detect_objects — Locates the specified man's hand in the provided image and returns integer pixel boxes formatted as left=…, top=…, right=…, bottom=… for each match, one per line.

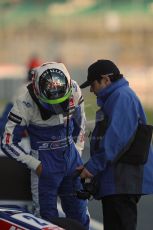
left=36, top=163, right=42, bottom=176
left=76, top=165, right=93, bottom=179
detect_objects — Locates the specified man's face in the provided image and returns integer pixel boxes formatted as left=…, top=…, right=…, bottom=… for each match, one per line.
left=90, top=76, right=111, bottom=95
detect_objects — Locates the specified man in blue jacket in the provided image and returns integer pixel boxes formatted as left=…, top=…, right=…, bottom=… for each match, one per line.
left=78, top=59, right=153, bottom=230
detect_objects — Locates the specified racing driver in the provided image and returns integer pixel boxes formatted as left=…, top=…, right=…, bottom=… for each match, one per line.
left=1, top=62, right=90, bottom=229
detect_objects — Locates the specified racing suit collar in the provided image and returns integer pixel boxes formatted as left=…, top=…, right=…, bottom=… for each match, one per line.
left=96, top=77, right=129, bottom=107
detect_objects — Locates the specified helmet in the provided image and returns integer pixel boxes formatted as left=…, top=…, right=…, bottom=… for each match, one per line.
left=32, top=62, right=72, bottom=108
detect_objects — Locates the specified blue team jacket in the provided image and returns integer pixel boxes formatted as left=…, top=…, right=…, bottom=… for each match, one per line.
left=85, top=77, right=153, bottom=199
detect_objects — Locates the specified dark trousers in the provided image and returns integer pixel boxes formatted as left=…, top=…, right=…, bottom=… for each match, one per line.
left=101, top=194, right=141, bottom=230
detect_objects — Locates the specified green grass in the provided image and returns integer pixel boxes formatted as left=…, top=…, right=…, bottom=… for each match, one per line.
left=83, top=93, right=98, bottom=121
left=145, top=109, right=153, bottom=125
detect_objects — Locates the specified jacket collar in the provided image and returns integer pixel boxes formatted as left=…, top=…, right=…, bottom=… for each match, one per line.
left=97, top=77, right=129, bottom=107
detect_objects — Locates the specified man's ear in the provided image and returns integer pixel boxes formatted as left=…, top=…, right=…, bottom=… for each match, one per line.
left=103, top=76, right=111, bottom=85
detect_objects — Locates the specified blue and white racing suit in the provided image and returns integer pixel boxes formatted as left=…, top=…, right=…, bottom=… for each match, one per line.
left=1, top=80, right=90, bottom=229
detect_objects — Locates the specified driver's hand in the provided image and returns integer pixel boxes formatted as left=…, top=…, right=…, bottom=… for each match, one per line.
left=76, top=165, right=93, bottom=179
left=36, top=163, right=42, bottom=176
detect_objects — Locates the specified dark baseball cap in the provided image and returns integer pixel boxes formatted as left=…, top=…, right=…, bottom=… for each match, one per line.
left=80, top=59, right=120, bottom=89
